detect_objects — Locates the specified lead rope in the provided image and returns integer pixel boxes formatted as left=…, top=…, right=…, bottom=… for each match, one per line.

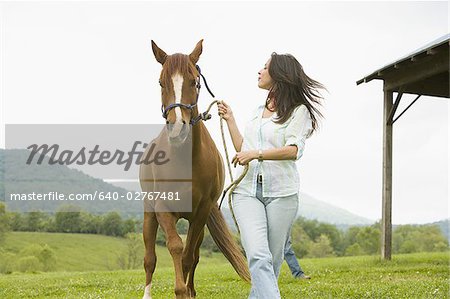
left=221, top=163, right=248, bottom=234
left=196, top=67, right=248, bottom=234
left=197, top=99, right=248, bottom=233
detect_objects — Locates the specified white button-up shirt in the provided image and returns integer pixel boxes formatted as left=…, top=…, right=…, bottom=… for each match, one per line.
left=233, top=104, right=313, bottom=197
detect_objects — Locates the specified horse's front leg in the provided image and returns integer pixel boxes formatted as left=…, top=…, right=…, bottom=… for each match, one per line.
left=157, top=212, right=189, bottom=299
left=142, top=212, right=158, bottom=299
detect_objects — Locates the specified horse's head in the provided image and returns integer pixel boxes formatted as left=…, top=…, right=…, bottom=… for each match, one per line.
left=151, top=40, right=203, bottom=145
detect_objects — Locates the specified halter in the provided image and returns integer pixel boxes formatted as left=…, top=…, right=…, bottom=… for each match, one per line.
left=161, top=65, right=215, bottom=126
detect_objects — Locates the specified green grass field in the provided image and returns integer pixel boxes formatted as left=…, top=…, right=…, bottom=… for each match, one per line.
left=0, top=232, right=449, bottom=298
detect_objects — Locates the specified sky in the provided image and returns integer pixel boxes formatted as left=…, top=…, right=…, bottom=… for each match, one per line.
left=0, top=1, right=448, bottom=224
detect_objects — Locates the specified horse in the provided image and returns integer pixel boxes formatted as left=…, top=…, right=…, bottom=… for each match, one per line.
left=139, top=40, right=250, bottom=299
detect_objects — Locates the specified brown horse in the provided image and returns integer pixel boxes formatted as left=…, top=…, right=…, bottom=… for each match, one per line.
left=140, top=40, right=250, bottom=299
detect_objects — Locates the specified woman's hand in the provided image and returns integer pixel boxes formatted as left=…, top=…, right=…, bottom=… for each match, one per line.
left=217, top=101, right=234, bottom=121
left=232, top=150, right=258, bottom=167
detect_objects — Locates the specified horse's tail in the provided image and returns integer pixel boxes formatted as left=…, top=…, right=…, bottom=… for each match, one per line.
left=206, top=205, right=251, bottom=282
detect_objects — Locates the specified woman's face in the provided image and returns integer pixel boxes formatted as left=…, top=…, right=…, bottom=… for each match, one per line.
left=258, top=58, right=273, bottom=90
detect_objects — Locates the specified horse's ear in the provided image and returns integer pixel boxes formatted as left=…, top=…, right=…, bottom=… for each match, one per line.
left=151, top=40, right=168, bottom=65
left=189, top=39, right=203, bottom=64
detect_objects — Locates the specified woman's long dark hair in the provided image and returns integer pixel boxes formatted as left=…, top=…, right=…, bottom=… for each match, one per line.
left=266, top=52, right=325, bottom=135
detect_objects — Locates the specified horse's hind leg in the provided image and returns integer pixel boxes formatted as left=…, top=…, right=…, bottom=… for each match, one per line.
left=143, top=212, right=158, bottom=299
left=157, top=212, right=188, bottom=299
left=185, top=228, right=204, bottom=298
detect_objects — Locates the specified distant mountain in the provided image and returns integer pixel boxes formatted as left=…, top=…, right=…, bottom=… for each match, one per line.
left=0, top=149, right=140, bottom=217
left=298, top=192, right=374, bottom=225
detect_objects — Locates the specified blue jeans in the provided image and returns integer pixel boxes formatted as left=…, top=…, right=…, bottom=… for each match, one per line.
left=284, top=236, right=305, bottom=277
left=232, top=182, right=298, bottom=299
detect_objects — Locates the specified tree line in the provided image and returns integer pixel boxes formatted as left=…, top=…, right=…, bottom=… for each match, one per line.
left=201, top=217, right=449, bottom=258
left=2, top=204, right=139, bottom=237
left=289, top=218, right=449, bottom=258
left=1, top=203, right=448, bottom=261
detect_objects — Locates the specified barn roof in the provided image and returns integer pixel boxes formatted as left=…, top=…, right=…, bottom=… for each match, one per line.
left=357, top=34, right=449, bottom=98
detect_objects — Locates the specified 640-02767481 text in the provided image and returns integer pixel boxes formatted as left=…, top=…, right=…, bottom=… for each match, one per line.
left=8, top=191, right=181, bottom=201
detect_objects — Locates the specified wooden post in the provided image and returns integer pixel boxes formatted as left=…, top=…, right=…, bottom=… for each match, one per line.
left=382, top=88, right=393, bottom=260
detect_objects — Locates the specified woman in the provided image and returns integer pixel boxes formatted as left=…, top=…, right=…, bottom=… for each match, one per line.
left=218, top=52, right=324, bottom=298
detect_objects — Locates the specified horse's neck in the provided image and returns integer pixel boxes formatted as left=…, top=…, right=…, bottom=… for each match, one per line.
left=192, top=121, right=213, bottom=157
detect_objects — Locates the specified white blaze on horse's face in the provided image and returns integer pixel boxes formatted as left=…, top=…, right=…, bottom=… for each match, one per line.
left=172, top=73, right=184, bottom=122
left=169, top=72, right=185, bottom=138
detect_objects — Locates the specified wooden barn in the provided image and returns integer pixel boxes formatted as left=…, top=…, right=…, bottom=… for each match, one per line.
left=357, top=34, right=449, bottom=260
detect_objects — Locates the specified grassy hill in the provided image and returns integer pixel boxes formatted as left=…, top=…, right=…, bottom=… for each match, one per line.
left=0, top=250, right=448, bottom=298
left=2, top=232, right=130, bottom=272
left=0, top=232, right=225, bottom=272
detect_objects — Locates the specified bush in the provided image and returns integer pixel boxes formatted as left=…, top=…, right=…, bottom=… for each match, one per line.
left=355, top=226, right=380, bottom=255
left=55, top=205, right=82, bottom=233
left=101, top=212, right=124, bottom=237
left=7, top=212, right=26, bottom=231
left=434, top=241, right=448, bottom=252
left=290, top=224, right=313, bottom=258
left=340, top=224, right=381, bottom=256
left=20, top=243, right=44, bottom=257
left=79, top=212, right=102, bottom=234
left=0, top=251, right=16, bottom=274
left=25, top=211, right=49, bottom=232
left=393, top=225, right=449, bottom=254
left=19, top=243, right=56, bottom=272
left=0, top=202, right=9, bottom=244
left=123, top=219, right=137, bottom=235
left=307, top=234, right=335, bottom=258
left=344, top=243, right=363, bottom=256
left=117, top=233, right=142, bottom=270
left=17, top=256, right=41, bottom=272
left=39, top=244, right=56, bottom=271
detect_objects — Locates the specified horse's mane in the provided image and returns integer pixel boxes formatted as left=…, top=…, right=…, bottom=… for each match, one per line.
left=160, top=54, right=198, bottom=86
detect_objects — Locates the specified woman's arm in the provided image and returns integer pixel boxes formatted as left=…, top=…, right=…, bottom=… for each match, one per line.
left=232, top=146, right=297, bottom=167
left=217, top=101, right=244, bottom=152
left=260, top=146, right=298, bottom=160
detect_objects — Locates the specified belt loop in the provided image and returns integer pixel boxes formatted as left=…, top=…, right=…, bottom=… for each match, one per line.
left=257, top=174, right=263, bottom=184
